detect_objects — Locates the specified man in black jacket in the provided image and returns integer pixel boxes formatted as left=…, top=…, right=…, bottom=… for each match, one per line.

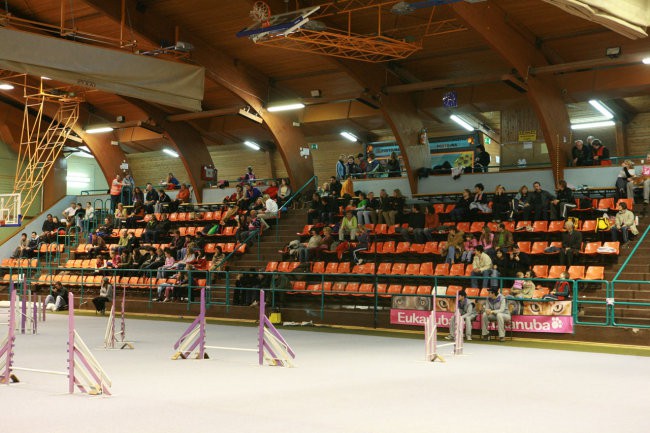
left=400, top=205, right=426, bottom=243
left=551, top=180, right=576, bottom=220
left=559, top=220, right=582, bottom=266
left=530, top=181, right=555, bottom=221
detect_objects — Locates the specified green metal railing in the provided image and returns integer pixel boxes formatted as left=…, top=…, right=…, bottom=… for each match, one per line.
left=272, top=175, right=318, bottom=241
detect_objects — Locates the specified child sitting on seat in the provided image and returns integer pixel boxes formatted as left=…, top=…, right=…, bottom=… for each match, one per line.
left=460, top=233, right=477, bottom=264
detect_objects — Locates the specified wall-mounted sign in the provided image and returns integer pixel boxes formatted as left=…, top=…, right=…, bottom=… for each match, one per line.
left=518, top=130, right=537, bottom=142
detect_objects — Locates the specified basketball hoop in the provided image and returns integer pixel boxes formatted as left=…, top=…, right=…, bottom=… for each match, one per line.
left=250, top=1, right=272, bottom=28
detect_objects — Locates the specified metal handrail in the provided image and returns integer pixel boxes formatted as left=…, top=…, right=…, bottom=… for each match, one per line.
left=612, top=222, right=650, bottom=282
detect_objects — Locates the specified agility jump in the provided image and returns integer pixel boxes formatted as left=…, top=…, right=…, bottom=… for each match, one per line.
left=0, top=280, right=42, bottom=334
left=172, top=288, right=296, bottom=367
left=425, top=290, right=463, bottom=363
left=0, top=283, right=112, bottom=395
left=104, top=285, right=134, bottom=350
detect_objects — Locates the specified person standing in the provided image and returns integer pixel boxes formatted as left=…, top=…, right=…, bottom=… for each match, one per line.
left=446, top=290, right=476, bottom=341
left=109, top=174, right=124, bottom=212
left=571, top=139, right=593, bottom=166
left=627, top=153, right=650, bottom=205
left=481, top=288, right=511, bottom=342
left=591, top=139, right=610, bottom=166
left=336, top=154, right=346, bottom=180
left=473, top=144, right=490, bottom=173
left=386, top=152, right=401, bottom=177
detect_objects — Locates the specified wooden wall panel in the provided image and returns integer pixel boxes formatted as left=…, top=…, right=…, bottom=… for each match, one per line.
left=126, top=152, right=188, bottom=187
left=626, top=113, right=650, bottom=158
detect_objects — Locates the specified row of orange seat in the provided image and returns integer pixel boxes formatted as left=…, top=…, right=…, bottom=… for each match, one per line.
left=0, top=258, right=39, bottom=268
left=265, top=261, right=605, bottom=280
left=299, top=219, right=619, bottom=238
left=30, top=273, right=209, bottom=289
left=287, top=281, right=554, bottom=298
left=427, top=197, right=631, bottom=215
left=72, top=241, right=245, bottom=256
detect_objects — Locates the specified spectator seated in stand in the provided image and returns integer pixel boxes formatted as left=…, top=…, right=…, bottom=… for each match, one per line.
left=441, top=227, right=464, bottom=264
left=164, top=172, right=180, bottom=189
left=143, top=183, right=158, bottom=214
left=155, top=189, right=172, bottom=213
left=11, top=233, right=28, bottom=259
left=611, top=201, right=637, bottom=244
left=544, top=271, right=572, bottom=300
left=627, top=153, right=650, bottom=206
left=491, top=185, right=511, bottom=222
left=513, top=185, right=532, bottom=221
left=24, top=232, right=41, bottom=258
left=470, top=245, right=493, bottom=288
left=529, top=181, right=554, bottom=221
left=171, top=183, right=191, bottom=212
left=339, top=210, right=358, bottom=241
left=264, top=180, right=279, bottom=200
left=469, top=183, right=491, bottom=219
left=460, top=233, right=477, bottom=264
left=449, top=189, right=471, bottom=222
left=399, top=204, right=426, bottom=244
left=616, top=160, right=635, bottom=200
left=559, top=220, right=582, bottom=267
left=551, top=180, right=576, bottom=220
left=277, top=178, right=292, bottom=205
left=298, top=228, right=322, bottom=262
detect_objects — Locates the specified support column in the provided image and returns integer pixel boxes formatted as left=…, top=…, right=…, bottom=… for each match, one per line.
left=452, top=1, right=572, bottom=182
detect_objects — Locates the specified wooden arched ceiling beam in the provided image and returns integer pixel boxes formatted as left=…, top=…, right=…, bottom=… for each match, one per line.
left=451, top=1, right=572, bottom=182
left=125, top=98, right=212, bottom=202
left=337, top=61, right=422, bottom=194
left=81, top=0, right=315, bottom=189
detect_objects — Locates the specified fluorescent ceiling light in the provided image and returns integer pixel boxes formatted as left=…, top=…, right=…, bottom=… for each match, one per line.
left=267, top=102, right=305, bottom=112
left=588, top=100, right=614, bottom=119
left=0, top=83, right=14, bottom=90
left=73, top=146, right=95, bottom=158
left=643, top=57, right=650, bottom=65
left=85, top=126, right=114, bottom=134
left=340, top=131, right=358, bottom=142
left=570, top=120, right=615, bottom=130
left=450, top=114, right=474, bottom=131
left=41, top=76, right=52, bottom=80
left=244, top=140, right=261, bottom=151
left=163, top=148, right=179, bottom=157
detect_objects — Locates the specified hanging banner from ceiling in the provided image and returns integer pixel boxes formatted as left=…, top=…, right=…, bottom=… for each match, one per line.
left=0, top=28, right=205, bottom=112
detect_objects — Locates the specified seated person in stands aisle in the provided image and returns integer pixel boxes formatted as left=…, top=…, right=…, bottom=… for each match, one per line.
left=508, top=244, right=530, bottom=276
left=469, top=183, right=491, bottom=219
left=551, top=180, right=576, bottom=220
left=356, top=192, right=371, bottom=225
left=328, top=176, right=342, bottom=197
left=62, top=201, right=77, bottom=225
left=351, top=225, right=369, bottom=264
left=319, top=226, right=335, bottom=252
left=265, top=180, right=278, bottom=199
left=277, top=178, right=292, bottom=205
left=590, top=139, right=610, bottom=166
left=142, top=214, right=159, bottom=243
left=307, top=193, right=323, bottom=224
left=422, top=204, right=440, bottom=241
left=339, top=210, right=358, bottom=241
left=143, top=183, right=158, bottom=214
left=627, top=152, right=650, bottom=206
left=442, top=226, right=465, bottom=264
left=320, top=195, right=338, bottom=224
left=86, top=233, right=107, bottom=256
left=298, top=228, right=322, bottom=263
left=92, top=277, right=113, bottom=315
left=236, top=210, right=263, bottom=246
left=490, top=249, right=509, bottom=290
left=155, top=189, right=172, bottom=213
left=544, top=271, right=572, bottom=300
left=23, top=232, right=40, bottom=258
left=559, top=220, right=582, bottom=267
left=445, top=290, right=476, bottom=341
left=400, top=205, right=425, bottom=244
left=165, top=172, right=180, bottom=189
left=478, top=225, right=494, bottom=258
left=616, top=160, right=635, bottom=200
left=470, top=245, right=493, bottom=288
left=481, top=287, right=511, bottom=342
left=493, top=223, right=514, bottom=254
left=529, top=181, right=555, bottom=221
left=460, top=233, right=477, bottom=264
left=513, top=185, right=531, bottom=220
left=491, top=185, right=510, bottom=222
left=449, top=189, right=472, bottom=222
left=611, top=201, right=638, bottom=244
left=571, top=139, right=593, bottom=166
left=11, top=233, right=28, bottom=259
left=258, top=194, right=278, bottom=222
left=40, top=214, right=56, bottom=243
left=243, top=183, right=262, bottom=210
left=44, top=282, right=69, bottom=311
left=153, top=213, right=171, bottom=243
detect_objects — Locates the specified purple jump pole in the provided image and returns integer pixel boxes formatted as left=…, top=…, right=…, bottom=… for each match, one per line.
left=68, top=292, right=75, bottom=394
left=1, top=284, right=17, bottom=383
left=258, top=290, right=265, bottom=366
left=198, top=287, right=206, bottom=360
left=20, top=285, right=26, bottom=335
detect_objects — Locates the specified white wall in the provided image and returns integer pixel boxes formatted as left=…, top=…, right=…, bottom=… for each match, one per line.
left=66, top=155, right=108, bottom=195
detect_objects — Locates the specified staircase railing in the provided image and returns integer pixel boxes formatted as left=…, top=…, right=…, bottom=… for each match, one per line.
left=272, top=176, right=318, bottom=241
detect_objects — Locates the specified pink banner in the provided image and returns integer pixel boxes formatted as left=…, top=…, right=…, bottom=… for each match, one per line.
left=390, top=310, right=574, bottom=333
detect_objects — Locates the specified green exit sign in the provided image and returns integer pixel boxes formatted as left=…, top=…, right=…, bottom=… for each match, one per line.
left=484, top=137, right=491, bottom=145
left=309, top=143, right=319, bottom=150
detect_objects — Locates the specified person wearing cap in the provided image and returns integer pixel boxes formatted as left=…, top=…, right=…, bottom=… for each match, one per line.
left=481, top=287, right=511, bottom=342
left=446, top=290, right=476, bottom=341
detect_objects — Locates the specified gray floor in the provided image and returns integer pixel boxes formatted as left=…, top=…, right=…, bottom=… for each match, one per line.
left=1, top=311, right=648, bottom=433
